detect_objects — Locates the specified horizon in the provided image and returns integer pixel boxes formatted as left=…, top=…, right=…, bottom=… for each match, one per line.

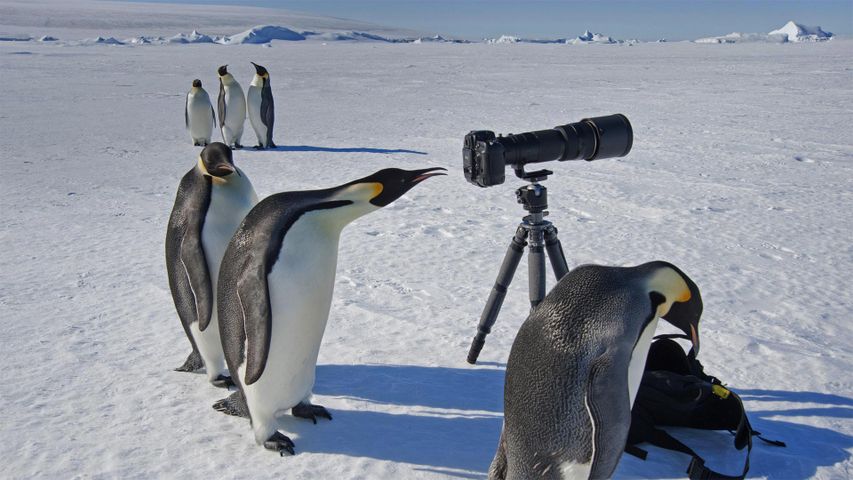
left=115, top=0, right=852, bottom=41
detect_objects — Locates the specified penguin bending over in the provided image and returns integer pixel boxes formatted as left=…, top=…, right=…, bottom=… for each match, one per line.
left=247, top=62, right=275, bottom=149
left=217, top=65, right=247, bottom=149
left=489, top=261, right=702, bottom=480
left=165, top=142, right=258, bottom=387
left=185, top=79, right=215, bottom=146
left=214, top=167, right=446, bottom=455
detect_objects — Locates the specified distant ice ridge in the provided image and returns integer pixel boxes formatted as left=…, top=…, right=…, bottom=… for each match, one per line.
left=168, top=30, right=216, bottom=44
left=695, top=20, right=833, bottom=44
left=486, top=30, right=626, bottom=45
left=2, top=20, right=835, bottom=46
left=769, top=21, right=833, bottom=42
left=223, top=25, right=305, bottom=43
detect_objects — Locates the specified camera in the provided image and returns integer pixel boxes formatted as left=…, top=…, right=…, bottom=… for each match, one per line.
left=463, top=114, right=633, bottom=187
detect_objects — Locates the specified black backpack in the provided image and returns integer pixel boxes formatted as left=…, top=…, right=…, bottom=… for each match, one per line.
left=625, top=335, right=785, bottom=479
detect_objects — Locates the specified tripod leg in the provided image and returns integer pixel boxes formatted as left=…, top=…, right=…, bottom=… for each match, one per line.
left=528, top=228, right=546, bottom=308
left=467, top=227, right=528, bottom=364
left=544, top=226, right=569, bottom=281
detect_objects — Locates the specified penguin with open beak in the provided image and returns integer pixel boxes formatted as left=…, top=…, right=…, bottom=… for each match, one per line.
left=214, top=167, right=446, bottom=455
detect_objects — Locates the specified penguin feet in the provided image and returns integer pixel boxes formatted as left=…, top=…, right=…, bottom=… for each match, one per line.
left=264, top=432, right=295, bottom=456
left=233, top=143, right=243, bottom=149
left=211, top=375, right=235, bottom=389
left=193, top=141, right=201, bottom=146
left=213, top=391, right=250, bottom=418
left=254, top=145, right=264, bottom=150
left=292, top=402, right=333, bottom=424
left=174, top=350, right=204, bottom=373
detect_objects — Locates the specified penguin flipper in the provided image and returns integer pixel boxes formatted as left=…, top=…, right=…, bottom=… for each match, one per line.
left=237, top=263, right=273, bottom=386
left=185, top=94, right=190, bottom=129
left=213, top=390, right=250, bottom=418
left=261, top=84, right=274, bottom=146
left=217, top=80, right=226, bottom=128
left=587, top=357, right=633, bottom=479
left=166, top=171, right=213, bottom=335
left=175, top=349, right=204, bottom=373
left=488, top=427, right=508, bottom=480
left=180, top=225, right=214, bottom=331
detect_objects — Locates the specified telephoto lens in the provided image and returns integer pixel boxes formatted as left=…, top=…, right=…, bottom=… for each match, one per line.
left=462, top=114, right=632, bottom=187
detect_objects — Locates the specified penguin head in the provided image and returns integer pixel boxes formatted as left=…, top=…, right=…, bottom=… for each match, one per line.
left=191, top=79, right=202, bottom=88
left=198, top=142, right=238, bottom=180
left=251, top=62, right=269, bottom=78
left=325, top=167, right=446, bottom=226
left=359, top=167, right=447, bottom=207
left=217, top=65, right=229, bottom=77
left=645, top=261, right=703, bottom=355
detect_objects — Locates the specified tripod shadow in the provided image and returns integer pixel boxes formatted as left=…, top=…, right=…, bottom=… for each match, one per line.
left=315, top=363, right=504, bottom=412
left=283, top=363, right=504, bottom=476
left=253, top=145, right=428, bottom=155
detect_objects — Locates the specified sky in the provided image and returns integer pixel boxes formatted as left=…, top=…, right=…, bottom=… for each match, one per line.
left=121, top=0, right=852, bottom=41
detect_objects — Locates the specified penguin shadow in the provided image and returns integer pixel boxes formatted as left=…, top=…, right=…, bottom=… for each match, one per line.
left=617, top=388, right=853, bottom=479
left=287, top=364, right=505, bottom=477
left=250, top=145, right=428, bottom=155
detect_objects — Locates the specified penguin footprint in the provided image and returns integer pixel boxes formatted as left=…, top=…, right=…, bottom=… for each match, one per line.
left=292, top=402, right=333, bottom=424
left=263, top=432, right=295, bottom=456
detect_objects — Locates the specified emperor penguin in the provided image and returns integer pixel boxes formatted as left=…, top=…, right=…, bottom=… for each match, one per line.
left=247, top=62, right=275, bottom=149
left=165, top=142, right=258, bottom=387
left=217, top=65, right=247, bottom=149
left=489, top=261, right=703, bottom=480
left=185, top=79, right=215, bottom=146
left=214, top=167, right=446, bottom=455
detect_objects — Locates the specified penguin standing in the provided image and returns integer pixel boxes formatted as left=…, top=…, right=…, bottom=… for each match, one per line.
left=247, top=62, right=275, bottom=149
left=165, top=142, right=258, bottom=387
left=214, top=167, right=446, bottom=454
left=217, top=65, right=247, bottom=149
left=185, top=79, right=215, bottom=146
left=489, top=261, right=703, bottom=480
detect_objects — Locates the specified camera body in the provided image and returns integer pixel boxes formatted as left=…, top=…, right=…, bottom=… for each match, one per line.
left=463, top=114, right=633, bottom=187
left=463, top=130, right=506, bottom=187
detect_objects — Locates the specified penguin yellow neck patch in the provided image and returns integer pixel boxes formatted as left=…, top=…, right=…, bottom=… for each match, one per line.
left=646, top=267, right=691, bottom=317
left=197, top=156, right=228, bottom=185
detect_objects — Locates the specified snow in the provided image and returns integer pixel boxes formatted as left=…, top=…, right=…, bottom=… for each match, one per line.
left=769, top=21, right=833, bottom=43
left=696, top=21, right=834, bottom=44
left=167, top=30, right=215, bottom=45
left=1, top=1, right=852, bottom=479
left=224, top=25, right=306, bottom=44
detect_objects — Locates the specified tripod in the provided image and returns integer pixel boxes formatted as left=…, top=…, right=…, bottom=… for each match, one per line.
left=466, top=171, right=570, bottom=364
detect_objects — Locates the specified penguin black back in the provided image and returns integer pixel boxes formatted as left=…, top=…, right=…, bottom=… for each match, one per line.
left=491, top=262, right=702, bottom=479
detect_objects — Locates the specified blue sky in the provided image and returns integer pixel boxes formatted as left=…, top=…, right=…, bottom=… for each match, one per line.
left=125, top=0, right=852, bottom=40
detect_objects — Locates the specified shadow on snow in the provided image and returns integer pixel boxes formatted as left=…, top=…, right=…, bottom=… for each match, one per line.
left=248, top=144, right=428, bottom=155
left=294, top=366, right=851, bottom=479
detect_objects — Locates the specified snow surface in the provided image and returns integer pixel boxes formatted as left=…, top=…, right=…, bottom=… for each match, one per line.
left=1, top=3, right=852, bottom=480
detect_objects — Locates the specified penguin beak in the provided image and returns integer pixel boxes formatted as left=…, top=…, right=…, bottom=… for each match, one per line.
left=410, top=167, right=447, bottom=184
left=208, top=164, right=235, bottom=177
left=661, top=277, right=703, bottom=356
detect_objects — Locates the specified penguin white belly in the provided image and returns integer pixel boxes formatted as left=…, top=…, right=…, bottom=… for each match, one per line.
left=222, top=85, right=246, bottom=143
left=239, top=211, right=339, bottom=441
left=627, top=317, right=659, bottom=406
left=246, top=85, right=267, bottom=144
left=188, top=95, right=213, bottom=142
left=197, top=172, right=257, bottom=380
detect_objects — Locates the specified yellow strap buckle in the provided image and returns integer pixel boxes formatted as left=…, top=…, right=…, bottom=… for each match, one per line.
left=712, top=384, right=731, bottom=399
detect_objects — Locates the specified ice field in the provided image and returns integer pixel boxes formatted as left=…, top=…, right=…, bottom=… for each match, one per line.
left=1, top=2, right=852, bottom=479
